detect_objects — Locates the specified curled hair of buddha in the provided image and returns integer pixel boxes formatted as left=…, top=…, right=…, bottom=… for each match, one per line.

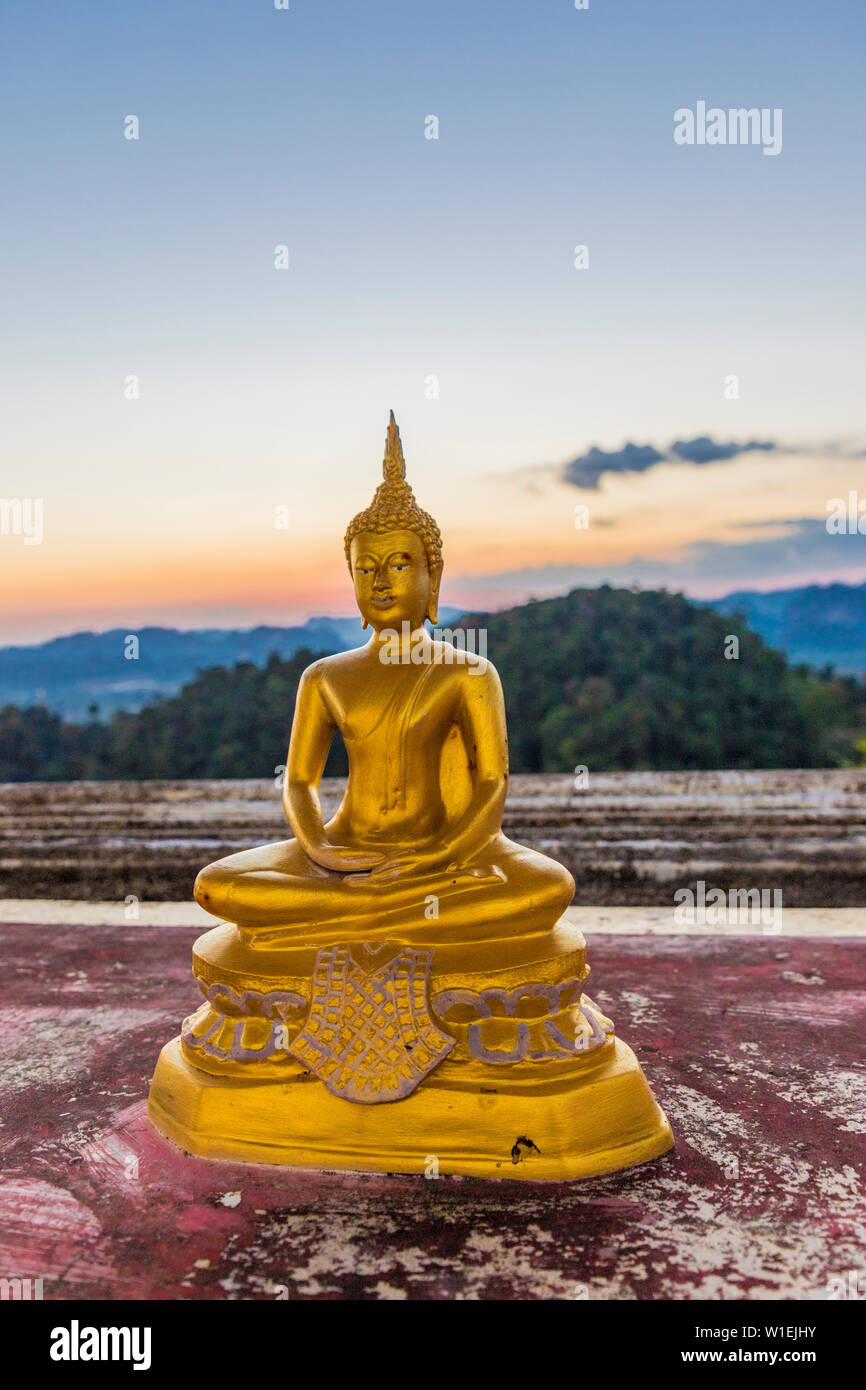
left=344, top=411, right=443, bottom=573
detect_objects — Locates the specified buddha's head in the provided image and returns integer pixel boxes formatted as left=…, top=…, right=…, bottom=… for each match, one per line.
left=344, top=412, right=443, bottom=631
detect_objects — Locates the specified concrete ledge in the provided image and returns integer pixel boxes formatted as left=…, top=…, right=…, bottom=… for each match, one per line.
left=0, top=899, right=863, bottom=935
left=4, top=770, right=865, bottom=906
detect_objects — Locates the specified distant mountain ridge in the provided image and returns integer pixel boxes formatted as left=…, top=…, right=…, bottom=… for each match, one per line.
left=1, top=583, right=863, bottom=720
left=0, top=619, right=365, bottom=720
left=698, top=581, right=866, bottom=676
left=0, top=611, right=463, bottom=720
left=2, top=587, right=862, bottom=782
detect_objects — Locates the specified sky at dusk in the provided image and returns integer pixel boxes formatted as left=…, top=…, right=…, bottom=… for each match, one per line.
left=2, top=0, right=865, bottom=643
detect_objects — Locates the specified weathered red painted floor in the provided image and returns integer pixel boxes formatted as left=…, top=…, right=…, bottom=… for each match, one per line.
left=0, top=921, right=864, bottom=1300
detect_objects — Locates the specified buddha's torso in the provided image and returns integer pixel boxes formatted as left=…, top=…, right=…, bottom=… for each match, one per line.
left=315, top=644, right=480, bottom=848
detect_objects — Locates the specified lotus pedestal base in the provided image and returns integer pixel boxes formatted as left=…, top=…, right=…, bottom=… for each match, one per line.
left=148, top=1032, right=673, bottom=1181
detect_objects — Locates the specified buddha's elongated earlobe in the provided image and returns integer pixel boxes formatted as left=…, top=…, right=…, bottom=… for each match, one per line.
left=361, top=617, right=369, bottom=630
left=426, top=562, right=443, bottom=626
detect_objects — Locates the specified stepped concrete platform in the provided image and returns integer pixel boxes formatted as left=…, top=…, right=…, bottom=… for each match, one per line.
left=0, top=904, right=863, bottom=1300
left=3, top=769, right=865, bottom=904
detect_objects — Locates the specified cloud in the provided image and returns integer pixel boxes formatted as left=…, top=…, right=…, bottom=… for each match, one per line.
left=562, top=435, right=778, bottom=489
left=669, top=436, right=776, bottom=465
left=449, top=518, right=866, bottom=604
left=563, top=442, right=665, bottom=489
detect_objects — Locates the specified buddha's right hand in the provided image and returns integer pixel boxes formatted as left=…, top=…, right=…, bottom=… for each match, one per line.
left=306, top=843, right=386, bottom=874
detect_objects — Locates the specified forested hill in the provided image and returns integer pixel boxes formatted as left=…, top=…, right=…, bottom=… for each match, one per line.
left=2, top=583, right=862, bottom=721
left=1, top=587, right=863, bottom=781
left=455, top=587, right=864, bottom=772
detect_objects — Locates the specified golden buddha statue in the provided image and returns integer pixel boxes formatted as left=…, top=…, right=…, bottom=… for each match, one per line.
left=148, top=413, right=673, bottom=1179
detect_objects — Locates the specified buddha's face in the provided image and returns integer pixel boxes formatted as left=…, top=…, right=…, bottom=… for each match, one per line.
left=350, top=529, right=439, bottom=631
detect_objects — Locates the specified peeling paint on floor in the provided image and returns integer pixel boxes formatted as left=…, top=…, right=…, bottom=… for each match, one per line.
left=0, top=922, right=864, bottom=1300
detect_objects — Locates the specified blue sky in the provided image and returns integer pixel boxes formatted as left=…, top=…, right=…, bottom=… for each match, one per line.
left=2, top=0, right=864, bottom=639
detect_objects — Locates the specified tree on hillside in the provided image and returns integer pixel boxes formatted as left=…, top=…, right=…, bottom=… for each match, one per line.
left=455, top=586, right=864, bottom=772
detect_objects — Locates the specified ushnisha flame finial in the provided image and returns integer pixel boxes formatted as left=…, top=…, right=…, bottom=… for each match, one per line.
left=382, top=409, right=406, bottom=486
left=343, top=411, right=443, bottom=573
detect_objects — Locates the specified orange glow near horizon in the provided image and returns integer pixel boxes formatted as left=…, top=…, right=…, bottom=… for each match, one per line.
left=4, top=449, right=865, bottom=643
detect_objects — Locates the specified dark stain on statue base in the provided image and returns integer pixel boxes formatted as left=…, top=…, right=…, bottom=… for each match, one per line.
left=511, top=1136, right=541, bottom=1164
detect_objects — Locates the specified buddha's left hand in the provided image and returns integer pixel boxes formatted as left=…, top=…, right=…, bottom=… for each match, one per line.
left=349, top=848, right=500, bottom=884
left=346, top=849, right=435, bottom=882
